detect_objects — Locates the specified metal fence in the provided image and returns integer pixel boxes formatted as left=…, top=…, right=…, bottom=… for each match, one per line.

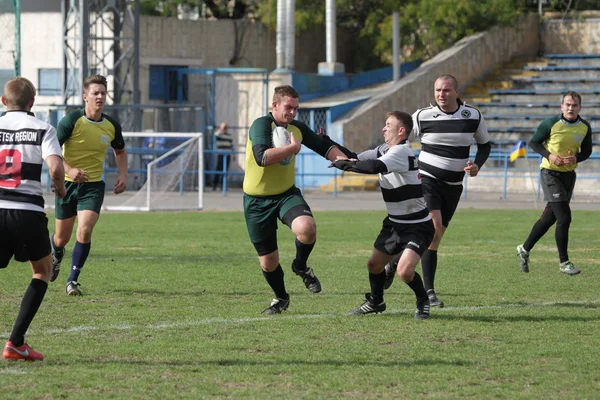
left=203, top=151, right=600, bottom=201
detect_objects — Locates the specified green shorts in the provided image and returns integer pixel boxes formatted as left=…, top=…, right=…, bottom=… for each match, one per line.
left=55, top=181, right=106, bottom=219
left=243, top=186, right=310, bottom=244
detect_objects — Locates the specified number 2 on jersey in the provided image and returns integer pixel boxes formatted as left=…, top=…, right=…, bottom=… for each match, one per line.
left=0, top=149, right=23, bottom=188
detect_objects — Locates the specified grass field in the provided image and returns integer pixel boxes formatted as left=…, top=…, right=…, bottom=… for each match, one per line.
left=1, top=209, right=599, bottom=399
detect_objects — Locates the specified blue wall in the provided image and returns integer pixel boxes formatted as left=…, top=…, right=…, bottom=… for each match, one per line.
left=292, top=60, right=422, bottom=101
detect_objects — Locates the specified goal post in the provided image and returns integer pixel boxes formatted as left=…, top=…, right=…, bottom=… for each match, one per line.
left=103, top=132, right=204, bottom=212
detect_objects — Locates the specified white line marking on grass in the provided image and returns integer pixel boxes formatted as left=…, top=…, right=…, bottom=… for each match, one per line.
left=0, top=367, right=28, bottom=374
left=1, top=299, right=599, bottom=339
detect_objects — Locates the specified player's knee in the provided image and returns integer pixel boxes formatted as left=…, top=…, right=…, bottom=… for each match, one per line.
left=293, top=220, right=316, bottom=243
left=556, top=214, right=572, bottom=227
left=366, top=259, right=384, bottom=274
left=76, top=227, right=94, bottom=243
left=31, top=256, right=52, bottom=281
left=259, top=256, right=279, bottom=272
left=397, top=264, right=415, bottom=283
left=53, top=232, right=71, bottom=247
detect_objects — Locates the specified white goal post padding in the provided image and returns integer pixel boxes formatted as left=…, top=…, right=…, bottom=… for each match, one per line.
left=103, top=132, right=204, bottom=212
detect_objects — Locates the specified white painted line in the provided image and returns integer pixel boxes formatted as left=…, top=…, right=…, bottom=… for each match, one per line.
left=2, top=298, right=599, bottom=340
left=0, top=367, right=28, bottom=374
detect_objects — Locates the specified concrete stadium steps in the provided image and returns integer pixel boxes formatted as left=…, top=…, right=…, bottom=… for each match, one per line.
left=485, top=115, right=600, bottom=129
left=473, top=102, right=600, bottom=116
left=521, top=68, right=600, bottom=79
left=503, top=79, right=600, bottom=90
left=544, top=54, right=600, bottom=66
left=489, top=92, right=600, bottom=103
left=320, top=172, right=379, bottom=192
left=460, top=53, right=600, bottom=149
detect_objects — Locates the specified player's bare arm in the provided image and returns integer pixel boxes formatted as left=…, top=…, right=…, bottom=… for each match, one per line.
left=113, top=147, right=128, bottom=194
left=464, top=161, right=480, bottom=177
left=263, top=133, right=301, bottom=166
left=62, top=159, right=89, bottom=183
left=46, top=154, right=67, bottom=198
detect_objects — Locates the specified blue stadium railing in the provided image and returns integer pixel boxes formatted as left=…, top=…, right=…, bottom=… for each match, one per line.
left=101, top=149, right=600, bottom=201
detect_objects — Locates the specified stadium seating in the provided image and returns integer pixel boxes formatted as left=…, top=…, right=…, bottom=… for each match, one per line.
left=321, top=54, right=600, bottom=192
left=466, top=54, right=600, bottom=148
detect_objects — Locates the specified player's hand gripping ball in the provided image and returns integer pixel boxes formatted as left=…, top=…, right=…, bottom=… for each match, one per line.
left=272, top=126, right=293, bottom=165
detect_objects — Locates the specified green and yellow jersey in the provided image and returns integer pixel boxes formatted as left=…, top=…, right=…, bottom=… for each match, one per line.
left=243, top=113, right=332, bottom=196
left=531, top=114, right=592, bottom=172
left=57, top=109, right=125, bottom=182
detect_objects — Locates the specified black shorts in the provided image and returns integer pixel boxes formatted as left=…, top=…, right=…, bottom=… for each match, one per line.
left=0, top=209, right=51, bottom=268
left=421, top=175, right=463, bottom=227
left=374, top=217, right=435, bottom=257
left=541, top=169, right=576, bottom=203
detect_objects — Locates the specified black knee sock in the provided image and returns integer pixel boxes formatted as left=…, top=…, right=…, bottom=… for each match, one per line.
left=369, top=271, right=386, bottom=304
left=523, top=204, right=556, bottom=252
left=551, top=202, right=572, bottom=263
left=293, top=239, right=315, bottom=271
left=407, top=272, right=427, bottom=299
left=262, top=265, right=288, bottom=299
left=9, top=279, right=48, bottom=347
left=421, top=250, right=438, bottom=291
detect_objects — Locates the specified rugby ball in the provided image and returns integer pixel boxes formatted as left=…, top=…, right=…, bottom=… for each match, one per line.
left=272, top=126, right=291, bottom=148
left=272, top=126, right=292, bottom=165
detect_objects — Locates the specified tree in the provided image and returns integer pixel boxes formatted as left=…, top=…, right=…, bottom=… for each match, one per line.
left=140, top=0, right=255, bottom=19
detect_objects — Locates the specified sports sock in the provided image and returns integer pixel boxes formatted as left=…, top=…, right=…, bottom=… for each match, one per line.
left=293, top=239, right=315, bottom=271
left=407, top=272, right=427, bottom=299
left=369, top=271, right=386, bottom=304
left=262, top=265, right=288, bottom=299
left=421, top=250, right=438, bottom=291
left=67, top=241, right=91, bottom=282
left=51, top=234, right=65, bottom=262
left=550, top=202, right=572, bottom=263
left=9, top=279, right=48, bottom=347
left=523, top=204, right=556, bottom=252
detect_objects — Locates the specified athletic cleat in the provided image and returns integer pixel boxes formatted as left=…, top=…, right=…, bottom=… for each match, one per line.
left=517, top=244, right=530, bottom=273
left=50, top=252, right=62, bottom=282
left=262, top=297, right=290, bottom=314
left=291, top=261, right=322, bottom=294
left=383, top=262, right=397, bottom=290
left=349, top=293, right=386, bottom=315
left=427, top=289, right=444, bottom=308
left=415, top=296, right=430, bottom=320
left=559, top=261, right=581, bottom=276
left=3, top=341, right=44, bottom=361
left=66, top=281, right=82, bottom=296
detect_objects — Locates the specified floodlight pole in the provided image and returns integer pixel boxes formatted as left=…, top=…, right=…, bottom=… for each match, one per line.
left=13, top=0, right=20, bottom=76
left=62, top=0, right=141, bottom=130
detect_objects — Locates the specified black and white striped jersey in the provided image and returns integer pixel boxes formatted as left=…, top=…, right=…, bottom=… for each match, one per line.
left=360, top=143, right=431, bottom=224
left=411, top=102, right=490, bottom=185
left=0, top=111, right=62, bottom=212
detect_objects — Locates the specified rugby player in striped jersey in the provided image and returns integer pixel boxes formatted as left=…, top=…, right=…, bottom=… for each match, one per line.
left=384, top=75, right=491, bottom=308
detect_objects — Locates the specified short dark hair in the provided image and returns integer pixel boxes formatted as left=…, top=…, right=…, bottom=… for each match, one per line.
left=562, top=91, right=581, bottom=105
left=436, top=74, right=459, bottom=90
left=386, top=110, right=413, bottom=133
left=84, top=74, right=108, bottom=91
left=273, top=85, right=299, bottom=103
